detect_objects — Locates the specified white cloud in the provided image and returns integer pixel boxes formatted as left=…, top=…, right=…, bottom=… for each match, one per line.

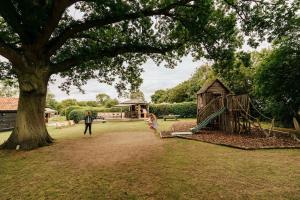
left=49, top=55, right=204, bottom=102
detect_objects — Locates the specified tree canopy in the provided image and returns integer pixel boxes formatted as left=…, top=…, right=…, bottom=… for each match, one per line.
left=96, top=93, right=111, bottom=104
left=254, top=34, right=300, bottom=127
left=130, top=89, right=145, bottom=100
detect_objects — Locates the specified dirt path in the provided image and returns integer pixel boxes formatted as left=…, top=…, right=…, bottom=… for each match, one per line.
left=50, top=131, right=164, bottom=168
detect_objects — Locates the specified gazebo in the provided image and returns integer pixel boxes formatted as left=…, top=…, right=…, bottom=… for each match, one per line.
left=45, top=108, right=58, bottom=123
left=115, top=99, right=149, bottom=119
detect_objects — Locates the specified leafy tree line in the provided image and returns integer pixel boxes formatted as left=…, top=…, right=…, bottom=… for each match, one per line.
left=151, top=65, right=215, bottom=103
left=46, top=92, right=119, bottom=115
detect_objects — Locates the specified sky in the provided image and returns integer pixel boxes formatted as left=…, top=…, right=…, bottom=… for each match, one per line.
left=48, top=55, right=205, bottom=102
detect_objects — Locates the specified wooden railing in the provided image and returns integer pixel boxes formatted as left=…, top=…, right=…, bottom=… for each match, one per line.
left=227, top=94, right=249, bottom=111
left=197, top=96, right=224, bottom=123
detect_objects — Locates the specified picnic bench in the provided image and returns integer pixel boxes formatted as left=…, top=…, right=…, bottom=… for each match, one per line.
left=163, top=115, right=180, bottom=121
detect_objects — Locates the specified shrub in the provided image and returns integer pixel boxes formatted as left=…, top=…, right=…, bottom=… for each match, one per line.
left=69, top=109, right=85, bottom=123
left=149, top=102, right=197, bottom=118
left=86, top=101, right=98, bottom=107
left=65, top=106, right=81, bottom=120
left=67, top=106, right=130, bottom=122
left=104, top=99, right=119, bottom=108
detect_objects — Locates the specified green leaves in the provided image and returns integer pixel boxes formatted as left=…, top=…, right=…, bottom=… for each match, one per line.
left=0, top=0, right=298, bottom=97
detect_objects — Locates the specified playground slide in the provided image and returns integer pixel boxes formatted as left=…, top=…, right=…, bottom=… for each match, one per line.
left=191, top=107, right=226, bottom=133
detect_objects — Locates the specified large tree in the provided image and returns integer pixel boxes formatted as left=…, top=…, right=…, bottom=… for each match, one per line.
left=254, top=33, right=300, bottom=127
left=0, top=0, right=296, bottom=150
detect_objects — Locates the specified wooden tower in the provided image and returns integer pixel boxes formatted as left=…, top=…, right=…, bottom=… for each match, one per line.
left=195, top=79, right=251, bottom=134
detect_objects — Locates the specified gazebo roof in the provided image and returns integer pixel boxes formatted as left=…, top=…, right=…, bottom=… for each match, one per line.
left=45, top=108, right=57, bottom=113
left=197, top=79, right=232, bottom=94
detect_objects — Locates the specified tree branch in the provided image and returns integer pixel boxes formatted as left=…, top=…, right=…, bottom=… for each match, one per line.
left=49, top=43, right=182, bottom=74
left=46, top=0, right=193, bottom=56
left=36, top=0, right=79, bottom=47
left=0, top=39, right=21, bottom=63
left=0, top=1, right=26, bottom=42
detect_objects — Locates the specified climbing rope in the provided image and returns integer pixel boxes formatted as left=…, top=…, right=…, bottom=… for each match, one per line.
left=234, top=98, right=273, bottom=137
left=248, top=98, right=273, bottom=121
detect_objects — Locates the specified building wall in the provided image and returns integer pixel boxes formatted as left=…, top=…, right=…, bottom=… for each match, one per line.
left=0, top=111, right=17, bottom=131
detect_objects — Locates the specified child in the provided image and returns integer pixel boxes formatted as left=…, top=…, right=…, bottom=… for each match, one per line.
left=147, top=113, right=158, bottom=133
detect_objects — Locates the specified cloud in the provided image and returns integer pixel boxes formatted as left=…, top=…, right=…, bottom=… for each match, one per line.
left=49, top=55, right=204, bottom=101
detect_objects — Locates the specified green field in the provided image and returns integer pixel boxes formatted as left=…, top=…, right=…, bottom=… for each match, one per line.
left=0, top=119, right=300, bottom=200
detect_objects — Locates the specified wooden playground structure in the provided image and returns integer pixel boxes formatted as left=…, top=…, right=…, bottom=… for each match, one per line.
left=192, top=79, right=271, bottom=136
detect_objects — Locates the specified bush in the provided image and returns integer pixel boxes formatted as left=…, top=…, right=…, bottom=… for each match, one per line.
left=88, top=107, right=129, bottom=113
left=149, top=102, right=197, bottom=118
left=67, top=106, right=130, bottom=123
left=69, top=109, right=85, bottom=123
left=104, top=99, right=119, bottom=108
left=86, top=101, right=98, bottom=107
left=65, top=106, right=81, bottom=120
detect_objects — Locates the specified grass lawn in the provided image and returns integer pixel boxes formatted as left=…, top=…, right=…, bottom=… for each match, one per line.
left=0, top=119, right=300, bottom=200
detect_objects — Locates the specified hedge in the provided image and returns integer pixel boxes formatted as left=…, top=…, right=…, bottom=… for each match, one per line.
left=68, top=109, right=98, bottom=123
left=149, top=102, right=197, bottom=118
left=67, top=107, right=129, bottom=123
left=69, top=109, right=85, bottom=123
left=65, top=106, right=81, bottom=120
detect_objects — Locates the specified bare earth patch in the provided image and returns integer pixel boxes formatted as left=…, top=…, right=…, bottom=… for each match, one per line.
left=45, top=131, right=164, bottom=167
left=171, top=121, right=196, bottom=132
left=179, top=130, right=300, bottom=149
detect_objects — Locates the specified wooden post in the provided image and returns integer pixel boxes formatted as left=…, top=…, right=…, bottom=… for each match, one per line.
left=137, top=104, right=141, bottom=119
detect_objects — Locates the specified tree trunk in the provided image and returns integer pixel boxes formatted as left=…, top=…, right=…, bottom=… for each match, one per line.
left=1, top=70, right=53, bottom=150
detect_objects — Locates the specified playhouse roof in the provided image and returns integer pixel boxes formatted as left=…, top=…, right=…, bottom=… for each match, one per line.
left=197, top=79, right=232, bottom=94
left=0, top=97, right=19, bottom=111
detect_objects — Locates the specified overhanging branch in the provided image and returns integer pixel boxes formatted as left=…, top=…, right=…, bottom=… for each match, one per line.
left=0, top=39, right=21, bottom=63
left=49, top=43, right=182, bottom=74
left=36, top=0, right=80, bottom=47
left=0, top=1, right=26, bottom=42
left=46, top=0, right=193, bottom=56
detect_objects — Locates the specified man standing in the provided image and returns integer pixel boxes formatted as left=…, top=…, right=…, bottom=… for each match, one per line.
left=84, top=111, right=93, bottom=135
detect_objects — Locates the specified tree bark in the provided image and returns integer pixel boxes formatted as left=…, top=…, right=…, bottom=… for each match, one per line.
left=1, top=69, right=53, bottom=150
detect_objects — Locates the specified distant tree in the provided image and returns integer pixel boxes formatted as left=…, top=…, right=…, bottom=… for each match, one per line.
left=255, top=34, right=300, bottom=127
left=57, top=99, right=78, bottom=115
left=86, top=101, right=98, bottom=107
left=130, top=90, right=145, bottom=101
left=214, top=52, right=256, bottom=95
left=96, top=93, right=111, bottom=105
left=46, top=91, right=59, bottom=110
left=151, top=90, right=168, bottom=103
left=104, top=99, right=119, bottom=108
left=77, top=101, right=87, bottom=106
left=0, top=80, right=18, bottom=97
